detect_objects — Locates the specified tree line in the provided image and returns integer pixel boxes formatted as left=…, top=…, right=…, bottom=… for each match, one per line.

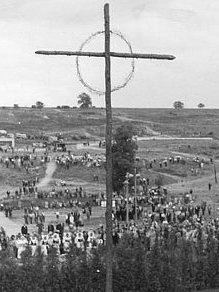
left=173, top=101, right=205, bottom=109
left=11, top=93, right=93, bottom=110
left=8, top=97, right=207, bottom=110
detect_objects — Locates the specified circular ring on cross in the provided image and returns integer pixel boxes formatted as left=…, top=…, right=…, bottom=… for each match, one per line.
left=76, top=30, right=135, bottom=95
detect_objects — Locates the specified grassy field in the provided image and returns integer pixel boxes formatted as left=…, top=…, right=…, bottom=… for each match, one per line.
left=1, top=107, right=219, bottom=140
left=113, top=108, right=219, bottom=138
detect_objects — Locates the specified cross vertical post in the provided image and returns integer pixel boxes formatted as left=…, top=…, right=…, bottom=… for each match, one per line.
left=213, top=157, right=218, bottom=184
left=35, top=4, right=175, bottom=291
left=134, top=167, right=137, bottom=221
left=104, top=3, right=113, bottom=292
left=125, top=179, right=129, bottom=226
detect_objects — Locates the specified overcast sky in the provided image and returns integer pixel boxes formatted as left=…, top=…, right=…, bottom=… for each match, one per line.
left=0, top=0, right=219, bottom=108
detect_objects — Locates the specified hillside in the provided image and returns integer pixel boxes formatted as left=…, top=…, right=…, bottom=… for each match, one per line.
left=0, top=107, right=218, bottom=140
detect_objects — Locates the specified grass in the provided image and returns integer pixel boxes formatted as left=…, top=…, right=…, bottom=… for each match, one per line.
left=0, top=164, right=46, bottom=187
left=53, top=164, right=105, bottom=183
left=2, top=107, right=219, bottom=140
left=114, top=108, right=219, bottom=138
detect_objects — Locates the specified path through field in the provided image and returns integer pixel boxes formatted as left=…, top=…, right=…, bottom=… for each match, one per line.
left=37, top=161, right=57, bottom=188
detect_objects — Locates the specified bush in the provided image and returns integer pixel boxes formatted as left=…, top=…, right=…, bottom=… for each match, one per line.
left=155, top=174, right=165, bottom=187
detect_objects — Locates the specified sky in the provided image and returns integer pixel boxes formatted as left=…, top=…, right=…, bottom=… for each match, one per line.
left=0, top=0, right=219, bottom=108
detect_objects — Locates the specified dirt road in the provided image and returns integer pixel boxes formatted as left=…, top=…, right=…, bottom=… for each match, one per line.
left=37, top=161, right=57, bottom=188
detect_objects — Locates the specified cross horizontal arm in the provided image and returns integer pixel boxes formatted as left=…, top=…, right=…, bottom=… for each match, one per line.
left=35, top=50, right=105, bottom=57
left=35, top=50, right=175, bottom=60
left=110, top=52, right=175, bottom=60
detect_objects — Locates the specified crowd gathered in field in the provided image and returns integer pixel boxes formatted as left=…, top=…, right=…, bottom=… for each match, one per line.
left=145, top=154, right=211, bottom=176
left=0, top=224, right=105, bottom=259
left=0, top=183, right=216, bottom=260
left=0, top=152, right=50, bottom=173
left=55, top=151, right=105, bottom=168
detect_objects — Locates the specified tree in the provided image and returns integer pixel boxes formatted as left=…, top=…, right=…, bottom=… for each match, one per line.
left=36, top=101, right=44, bottom=109
left=155, top=174, right=164, bottom=187
left=13, top=104, right=19, bottom=108
left=112, top=123, right=138, bottom=193
left=173, top=101, right=184, bottom=109
left=77, top=93, right=92, bottom=109
left=198, top=103, right=205, bottom=109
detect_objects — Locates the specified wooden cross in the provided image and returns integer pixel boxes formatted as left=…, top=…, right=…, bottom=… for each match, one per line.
left=35, top=3, right=175, bottom=291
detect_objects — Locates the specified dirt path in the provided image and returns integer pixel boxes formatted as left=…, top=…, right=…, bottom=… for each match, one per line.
left=171, top=151, right=208, bottom=158
left=116, top=116, right=161, bottom=136
left=37, top=161, right=57, bottom=188
left=148, top=169, right=182, bottom=183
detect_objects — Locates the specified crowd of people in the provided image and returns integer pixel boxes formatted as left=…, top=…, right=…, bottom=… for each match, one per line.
left=0, top=142, right=217, bottom=266
left=0, top=152, right=50, bottom=171
left=55, top=152, right=105, bottom=169
left=0, top=221, right=105, bottom=258
left=0, top=182, right=216, bottom=260
left=109, top=186, right=217, bottom=252
left=145, top=154, right=210, bottom=176
left=0, top=198, right=97, bottom=257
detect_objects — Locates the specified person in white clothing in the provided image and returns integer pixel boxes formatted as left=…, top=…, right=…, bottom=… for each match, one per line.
left=41, top=234, right=49, bottom=256
left=16, top=235, right=28, bottom=259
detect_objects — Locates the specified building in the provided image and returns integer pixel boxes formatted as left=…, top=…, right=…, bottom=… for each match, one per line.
left=0, top=133, right=15, bottom=148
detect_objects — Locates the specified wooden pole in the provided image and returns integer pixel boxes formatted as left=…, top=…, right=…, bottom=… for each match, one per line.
left=35, top=50, right=175, bottom=60
left=214, top=159, right=218, bottom=184
left=110, top=52, right=175, bottom=60
left=134, top=167, right=137, bottom=221
left=35, top=50, right=105, bottom=57
left=104, top=3, right=113, bottom=292
left=126, top=180, right=129, bottom=227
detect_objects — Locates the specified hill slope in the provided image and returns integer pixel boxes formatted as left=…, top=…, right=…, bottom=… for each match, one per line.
left=0, top=107, right=218, bottom=140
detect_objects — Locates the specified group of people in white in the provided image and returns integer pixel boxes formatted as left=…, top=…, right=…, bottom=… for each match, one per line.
left=6, top=227, right=105, bottom=259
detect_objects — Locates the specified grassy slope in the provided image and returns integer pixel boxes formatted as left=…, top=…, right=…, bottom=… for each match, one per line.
left=114, top=108, right=219, bottom=138
left=1, top=107, right=219, bottom=139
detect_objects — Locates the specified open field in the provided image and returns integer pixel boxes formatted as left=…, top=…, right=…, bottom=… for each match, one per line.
left=1, top=107, right=219, bottom=140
